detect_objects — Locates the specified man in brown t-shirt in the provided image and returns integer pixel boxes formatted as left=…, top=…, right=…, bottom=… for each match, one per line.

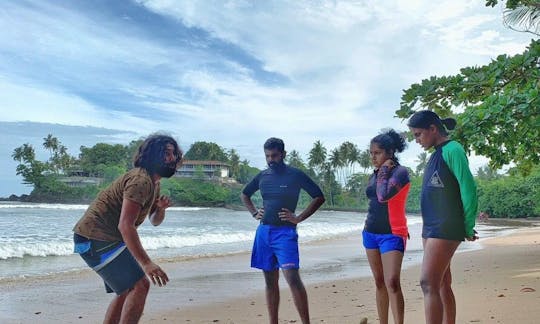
left=73, top=134, right=182, bottom=324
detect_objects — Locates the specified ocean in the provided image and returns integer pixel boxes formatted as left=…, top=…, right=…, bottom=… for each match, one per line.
left=0, top=202, right=513, bottom=281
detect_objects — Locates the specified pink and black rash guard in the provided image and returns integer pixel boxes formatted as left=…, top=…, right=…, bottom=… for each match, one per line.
left=364, top=164, right=410, bottom=239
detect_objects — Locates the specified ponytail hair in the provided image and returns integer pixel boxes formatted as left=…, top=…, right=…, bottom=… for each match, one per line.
left=407, top=110, right=456, bottom=136
left=370, top=128, right=407, bottom=162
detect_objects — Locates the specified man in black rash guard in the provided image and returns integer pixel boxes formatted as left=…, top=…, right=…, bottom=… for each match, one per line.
left=240, top=137, right=325, bottom=324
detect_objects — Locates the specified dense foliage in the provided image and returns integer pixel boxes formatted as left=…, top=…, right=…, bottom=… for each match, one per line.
left=477, top=167, right=540, bottom=218
left=9, top=134, right=540, bottom=218
left=397, top=39, right=540, bottom=174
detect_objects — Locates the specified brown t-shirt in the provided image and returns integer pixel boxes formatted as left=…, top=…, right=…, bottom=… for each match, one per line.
left=73, top=168, right=160, bottom=242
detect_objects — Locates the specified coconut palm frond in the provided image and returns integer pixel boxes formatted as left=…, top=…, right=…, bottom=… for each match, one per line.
left=503, top=5, right=540, bottom=36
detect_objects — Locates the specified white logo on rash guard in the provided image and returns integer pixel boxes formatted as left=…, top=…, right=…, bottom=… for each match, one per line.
left=428, top=171, right=445, bottom=188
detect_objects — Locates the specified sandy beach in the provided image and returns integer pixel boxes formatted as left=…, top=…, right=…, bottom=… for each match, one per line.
left=2, top=221, right=539, bottom=324
left=148, top=224, right=540, bottom=324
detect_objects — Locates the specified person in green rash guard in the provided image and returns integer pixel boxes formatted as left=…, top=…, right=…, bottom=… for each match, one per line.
left=408, top=110, right=478, bottom=324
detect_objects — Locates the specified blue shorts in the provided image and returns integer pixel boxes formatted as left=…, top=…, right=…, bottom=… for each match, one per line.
left=74, top=233, right=145, bottom=295
left=251, top=224, right=299, bottom=271
left=362, top=230, right=406, bottom=254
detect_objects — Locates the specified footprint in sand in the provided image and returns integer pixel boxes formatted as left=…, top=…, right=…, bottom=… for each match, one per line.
left=520, top=287, right=536, bottom=292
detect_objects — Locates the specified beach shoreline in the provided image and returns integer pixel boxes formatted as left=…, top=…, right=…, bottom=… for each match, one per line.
left=149, top=225, right=540, bottom=324
left=2, top=221, right=539, bottom=323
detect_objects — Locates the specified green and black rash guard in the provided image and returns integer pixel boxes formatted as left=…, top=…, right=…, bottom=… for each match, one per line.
left=421, top=140, right=477, bottom=240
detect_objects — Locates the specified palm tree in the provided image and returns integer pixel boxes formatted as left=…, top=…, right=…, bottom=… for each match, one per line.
left=308, top=140, right=327, bottom=176
left=339, top=141, right=359, bottom=181
left=347, top=143, right=360, bottom=175
left=358, top=148, right=371, bottom=174
left=502, top=1, right=540, bottom=35
left=287, top=150, right=307, bottom=170
left=43, top=134, right=59, bottom=159
left=415, top=152, right=428, bottom=175
left=228, top=149, right=240, bottom=179
left=329, top=148, right=345, bottom=185
left=476, top=165, right=500, bottom=180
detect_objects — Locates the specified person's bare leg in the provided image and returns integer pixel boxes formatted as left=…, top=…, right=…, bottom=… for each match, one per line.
left=366, top=248, right=389, bottom=324
left=381, top=251, right=404, bottom=324
left=118, top=277, right=150, bottom=324
left=282, top=268, right=310, bottom=324
left=263, top=270, right=280, bottom=324
left=420, top=239, right=460, bottom=324
left=440, top=266, right=456, bottom=324
left=104, top=293, right=128, bottom=324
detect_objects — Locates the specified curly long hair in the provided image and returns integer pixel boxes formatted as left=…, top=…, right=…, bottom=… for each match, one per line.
left=371, top=129, right=407, bottom=162
left=133, top=134, right=183, bottom=174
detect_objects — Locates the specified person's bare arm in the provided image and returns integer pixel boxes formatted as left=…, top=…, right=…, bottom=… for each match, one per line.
left=240, top=193, right=262, bottom=220
left=149, top=195, right=172, bottom=226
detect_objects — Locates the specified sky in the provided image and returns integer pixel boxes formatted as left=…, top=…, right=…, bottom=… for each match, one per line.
left=0, top=0, right=534, bottom=196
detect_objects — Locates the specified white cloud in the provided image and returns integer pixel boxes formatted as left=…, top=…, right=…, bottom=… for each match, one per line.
left=0, top=79, right=161, bottom=134
left=0, top=0, right=534, bottom=178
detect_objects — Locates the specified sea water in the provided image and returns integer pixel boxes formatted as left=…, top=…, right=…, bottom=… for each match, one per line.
left=0, top=202, right=511, bottom=280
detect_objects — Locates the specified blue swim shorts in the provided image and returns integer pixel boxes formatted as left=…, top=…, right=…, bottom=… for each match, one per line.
left=362, top=230, right=406, bottom=254
left=251, top=224, right=299, bottom=271
left=74, top=233, right=145, bottom=295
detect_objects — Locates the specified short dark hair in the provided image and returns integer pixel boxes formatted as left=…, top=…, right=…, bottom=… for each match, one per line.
left=263, top=137, right=285, bottom=152
left=407, top=110, right=456, bottom=136
left=371, top=129, right=407, bottom=161
left=133, top=133, right=182, bottom=174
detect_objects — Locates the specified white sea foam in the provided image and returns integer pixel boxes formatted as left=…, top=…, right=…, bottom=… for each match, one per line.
left=0, top=241, right=74, bottom=259
left=0, top=203, right=208, bottom=212
left=299, top=223, right=362, bottom=240
left=140, top=232, right=254, bottom=250
left=0, top=224, right=363, bottom=259
left=166, top=207, right=211, bottom=211
left=0, top=203, right=89, bottom=210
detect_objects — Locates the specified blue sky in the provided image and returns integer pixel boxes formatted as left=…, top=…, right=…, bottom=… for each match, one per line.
left=0, top=0, right=533, bottom=196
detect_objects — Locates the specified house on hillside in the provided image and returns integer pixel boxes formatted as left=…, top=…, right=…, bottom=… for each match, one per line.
left=176, top=160, right=235, bottom=182
left=58, top=170, right=103, bottom=187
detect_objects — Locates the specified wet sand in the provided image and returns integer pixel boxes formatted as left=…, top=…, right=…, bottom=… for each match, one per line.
left=2, top=223, right=539, bottom=323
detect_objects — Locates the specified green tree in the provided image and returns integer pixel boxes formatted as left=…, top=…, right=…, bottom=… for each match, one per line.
left=286, top=150, right=308, bottom=171
left=358, top=148, right=371, bottom=174
left=42, top=134, right=73, bottom=174
left=415, top=152, right=428, bottom=175
left=486, top=0, right=540, bottom=35
left=79, top=143, right=128, bottom=176
left=339, top=141, right=360, bottom=181
left=329, top=148, right=345, bottom=184
left=476, top=165, right=501, bottom=181
left=396, top=39, right=540, bottom=174
left=237, top=159, right=260, bottom=184
left=12, top=144, right=48, bottom=187
left=228, top=149, right=241, bottom=179
left=308, top=140, right=327, bottom=176
left=184, top=141, right=228, bottom=162
left=43, top=134, right=59, bottom=161
left=346, top=173, right=370, bottom=195
left=125, top=138, right=144, bottom=169
left=320, top=162, right=341, bottom=207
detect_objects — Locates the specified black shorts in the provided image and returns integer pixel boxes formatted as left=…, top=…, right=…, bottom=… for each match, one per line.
left=74, top=233, right=145, bottom=295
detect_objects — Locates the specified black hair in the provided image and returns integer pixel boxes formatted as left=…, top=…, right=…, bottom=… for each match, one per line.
left=263, top=137, right=285, bottom=153
left=133, top=133, right=183, bottom=174
left=407, top=110, right=456, bottom=136
left=370, top=129, right=407, bottom=162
